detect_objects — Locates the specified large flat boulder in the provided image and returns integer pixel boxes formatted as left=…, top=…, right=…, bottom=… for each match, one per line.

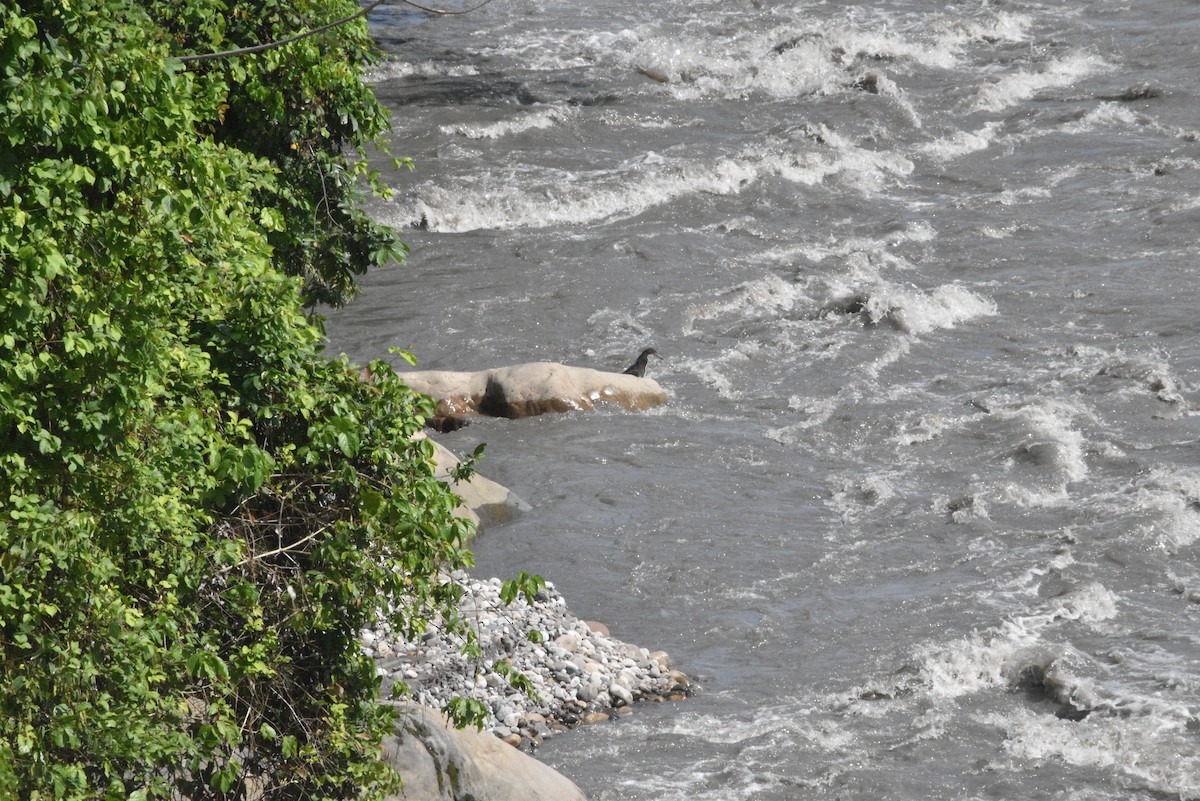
left=382, top=701, right=587, bottom=801
left=402, top=362, right=667, bottom=423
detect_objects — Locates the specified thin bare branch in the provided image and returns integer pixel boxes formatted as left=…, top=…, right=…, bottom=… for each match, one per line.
left=237, top=525, right=330, bottom=567
left=178, top=0, right=387, bottom=64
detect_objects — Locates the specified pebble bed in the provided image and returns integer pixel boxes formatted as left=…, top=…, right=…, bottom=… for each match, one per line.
left=362, top=571, right=690, bottom=748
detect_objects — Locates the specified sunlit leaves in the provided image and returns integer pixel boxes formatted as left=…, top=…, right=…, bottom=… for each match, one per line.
left=500, top=571, right=548, bottom=606
left=0, top=1, right=473, bottom=799
left=154, top=0, right=407, bottom=307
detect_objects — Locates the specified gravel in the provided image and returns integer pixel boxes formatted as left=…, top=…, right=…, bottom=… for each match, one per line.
left=363, top=571, right=690, bottom=748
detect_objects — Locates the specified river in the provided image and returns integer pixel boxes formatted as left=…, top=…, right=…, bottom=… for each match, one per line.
left=322, top=1, right=1200, bottom=798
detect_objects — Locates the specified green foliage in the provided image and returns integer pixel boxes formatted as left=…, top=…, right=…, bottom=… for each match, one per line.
left=0, top=1, right=484, bottom=799
left=493, top=660, right=540, bottom=702
left=442, top=697, right=491, bottom=733
left=148, top=0, right=408, bottom=308
left=500, top=571, right=547, bottom=606
left=450, top=442, right=487, bottom=484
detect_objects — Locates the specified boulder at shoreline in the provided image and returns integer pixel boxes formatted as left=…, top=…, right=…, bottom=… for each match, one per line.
left=401, top=362, right=667, bottom=425
left=418, top=433, right=530, bottom=531
left=383, top=700, right=587, bottom=801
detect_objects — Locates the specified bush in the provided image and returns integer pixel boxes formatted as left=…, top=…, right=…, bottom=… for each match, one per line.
left=149, top=0, right=408, bottom=308
left=1, top=2, right=473, bottom=798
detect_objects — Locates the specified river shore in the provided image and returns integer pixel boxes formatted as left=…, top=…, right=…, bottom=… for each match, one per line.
left=364, top=570, right=690, bottom=750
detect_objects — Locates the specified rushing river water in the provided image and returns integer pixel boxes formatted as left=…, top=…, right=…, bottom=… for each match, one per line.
left=323, top=1, right=1200, bottom=798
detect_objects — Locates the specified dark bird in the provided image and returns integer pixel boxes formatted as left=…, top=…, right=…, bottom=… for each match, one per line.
left=623, top=348, right=660, bottom=378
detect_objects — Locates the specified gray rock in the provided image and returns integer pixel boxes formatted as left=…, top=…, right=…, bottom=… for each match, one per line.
left=382, top=701, right=587, bottom=801
left=368, top=571, right=689, bottom=752
left=609, top=683, right=634, bottom=707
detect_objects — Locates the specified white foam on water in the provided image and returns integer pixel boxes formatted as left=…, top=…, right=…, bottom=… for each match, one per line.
left=937, top=10, right=1033, bottom=46
left=1006, top=552, right=1079, bottom=599
left=682, top=274, right=808, bottom=336
left=1169, top=570, right=1200, bottom=604
left=915, top=583, right=1119, bottom=699
left=779, top=395, right=842, bottom=432
left=1133, top=467, right=1200, bottom=553
left=793, top=126, right=916, bottom=194
left=979, top=223, right=1031, bottom=239
left=814, top=277, right=996, bottom=336
left=1002, top=483, right=1073, bottom=508
left=583, top=307, right=657, bottom=362
left=365, top=59, right=480, bottom=83
left=992, top=185, right=1053, bottom=206
left=402, top=157, right=745, bottom=232
left=972, top=52, right=1109, bottom=113
left=829, top=473, right=899, bottom=524
left=400, top=131, right=911, bottom=232
left=674, top=34, right=837, bottom=101
left=605, top=755, right=828, bottom=801
left=834, top=24, right=962, bottom=71
left=864, top=282, right=997, bottom=335
left=970, top=397, right=1092, bottom=505
left=632, top=6, right=1034, bottom=107
left=895, top=412, right=959, bottom=447
left=794, top=219, right=937, bottom=276
left=1058, top=102, right=1142, bottom=135
left=400, top=99, right=924, bottom=231
left=673, top=348, right=757, bottom=399
left=948, top=493, right=991, bottom=523
left=895, top=219, right=938, bottom=244
left=916, top=121, right=1003, bottom=162
left=861, top=337, right=913, bottom=381
left=1080, top=345, right=1189, bottom=407
left=985, top=708, right=1200, bottom=799
left=626, top=33, right=828, bottom=101
left=586, top=7, right=981, bottom=107
left=440, top=106, right=577, bottom=140
left=666, top=706, right=855, bottom=751
left=766, top=388, right=864, bottom=451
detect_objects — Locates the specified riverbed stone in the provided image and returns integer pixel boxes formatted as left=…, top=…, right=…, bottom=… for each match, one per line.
left=555, top=631, right=581, bottom=651
left=609, top=683, right=634, bottom=707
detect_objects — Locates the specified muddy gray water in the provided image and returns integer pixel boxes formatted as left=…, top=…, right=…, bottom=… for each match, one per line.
left=323, top=1, right=1200, bottom=797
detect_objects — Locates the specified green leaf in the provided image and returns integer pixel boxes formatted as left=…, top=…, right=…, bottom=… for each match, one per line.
left=281, top=735, right=298, bottom=759
left=388, top=346, right=418, bottom=366
left=259, top=207, right=286, bottom=232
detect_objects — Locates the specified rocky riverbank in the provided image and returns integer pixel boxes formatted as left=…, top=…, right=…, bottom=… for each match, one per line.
left=364, top=571, right=690, bottom=750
